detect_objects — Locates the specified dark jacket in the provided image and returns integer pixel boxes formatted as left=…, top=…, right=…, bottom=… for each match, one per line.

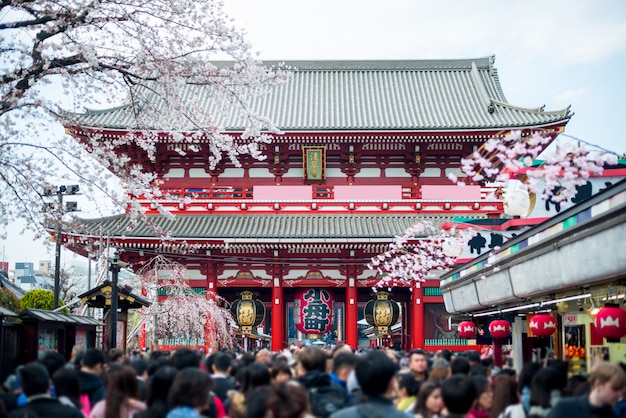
left=298, top=371, right=349, bottom=418
left=8, top=396, right=84, bottom=418
left=212, top=375, right=235, bottom=404
left=329, top=396, right=411, bottom=418
left=76, top=370, right=106, bottom=409
left=547, top=394, right=617, bottom=418
left=298, top=370, right=342, bottom=392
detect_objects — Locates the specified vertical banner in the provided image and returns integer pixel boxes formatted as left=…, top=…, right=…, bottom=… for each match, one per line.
left=302, top=146, right=326, bottom=181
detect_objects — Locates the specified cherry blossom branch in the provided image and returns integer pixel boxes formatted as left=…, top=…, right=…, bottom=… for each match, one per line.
left=368, top=221, right=473, bottom=288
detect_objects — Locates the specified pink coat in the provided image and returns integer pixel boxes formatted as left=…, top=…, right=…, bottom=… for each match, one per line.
left=89, top=398, right=147, bottom=418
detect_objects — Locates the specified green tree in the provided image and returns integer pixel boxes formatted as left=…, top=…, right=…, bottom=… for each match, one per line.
left=21, top=289, right=68, bottom=312
left=0, top=287, right=21, bottom=313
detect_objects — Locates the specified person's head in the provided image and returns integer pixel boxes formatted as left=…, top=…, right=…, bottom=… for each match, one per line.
left=331, top=351, right=358, bottom=381
left=71, top=344, right=85, bottom=360
left=384, top=349, right=400, bottom=364
left=255, top=349, right=272, bottom=364
left=466, top=350, right=481, bottom=365
left=413, top=381, right=443, bottom=417
left=52, top=368, right=81, bottom=409
left=470, top=375, right=493, bottom=411
left=18, top=362, right=50, bottom=397
left=105, top=365, right=139, bottom=416
left=547, top=359, right=568, bottom=391
left=212, top=352, right=232, bottom=374
left=529, top=366, right=561, bottom=409
left=409, top=349, right=428, bottom=376
left=518, top=361, right=541, bottom=390
left=144, top=365, right=178, bottom=410
left=245, top=385, right=273, bottom=418
left=241, top=362, right=271, bottom=393
left=441, top=374, right=477, bottom=415
left=39, top=351, right=66, bottom=378
left=588, top=362, right=626, bottom=407
left=450, top=356, right=471, bottom=375
left=490, top=374, right=519, bottom=418
left=267, top=381, right=310, bottom=418
left=469, top=364, right=489, bottom=378
left=169, top=348, right=200, bottom=370
left=270, top=360, right=292, bottom=383
left=355, top=350, right=399, bottom=398
left=131, top=358, right=149, bottom=380
left=428, top=365, right=451, bottom=383
left=168, top=368, right=213, bottom=412
left=296, top=345, right=328, bottom=375
left=108, top=348, right=125, bottom=365
left=397, top=372, right=421, bottom=399
left=565, top=374, right=589, bottom=397
left=81, top=348, right=107, bottom=375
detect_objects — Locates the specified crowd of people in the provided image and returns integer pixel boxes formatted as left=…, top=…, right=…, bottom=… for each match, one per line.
left=1, top=344, right=626, bottom=418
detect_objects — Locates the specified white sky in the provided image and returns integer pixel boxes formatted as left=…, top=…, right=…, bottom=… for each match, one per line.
left=3, top=0, right=626, bottom=268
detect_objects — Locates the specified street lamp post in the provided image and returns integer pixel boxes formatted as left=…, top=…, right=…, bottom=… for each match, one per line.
left=44, top=185, right=79, bottom=309
left=109, top=250, right=120, bottom=349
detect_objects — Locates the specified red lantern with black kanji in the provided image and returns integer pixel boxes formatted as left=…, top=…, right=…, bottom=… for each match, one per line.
left=529, top=314, right=557, bottom=337
left=294, top=289, right=334, bottom=336
left=457, top=321, right=477, bottom=339
left=489, top=319, right=510, bottom=339
left=594, top=305, right=626, bottom=341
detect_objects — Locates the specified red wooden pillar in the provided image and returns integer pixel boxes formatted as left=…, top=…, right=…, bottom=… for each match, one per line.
left=271, top=253, right=284, bottom=351
left=345, top=274, right=358, bottom=348
left=411, top=282, right=424, bottom=349
left=205, top=259, right=218, bottom=352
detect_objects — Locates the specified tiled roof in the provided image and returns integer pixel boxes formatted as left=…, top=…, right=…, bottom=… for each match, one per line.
left=75, top=214, right=459, bottom=240
left=72, top=57, right=571, bottom=132
left=0, top=273, right=25, bottom=297
left=0, top=306, right=18, bottom=317
left=20, top=309, right=103, bottom=326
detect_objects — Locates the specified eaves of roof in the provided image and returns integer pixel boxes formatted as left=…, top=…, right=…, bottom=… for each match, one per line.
left=72, top=213, right=462, bottom=241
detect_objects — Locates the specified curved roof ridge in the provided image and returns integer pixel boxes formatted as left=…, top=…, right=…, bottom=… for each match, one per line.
left=260, top=57, right=496, bottom=72
left=470, top=61, right=494, bottom=112
left=491, top=100, right=571, bottom=116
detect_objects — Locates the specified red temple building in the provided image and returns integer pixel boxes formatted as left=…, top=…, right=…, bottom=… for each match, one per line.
left=64, top=57, right=571, bottom=351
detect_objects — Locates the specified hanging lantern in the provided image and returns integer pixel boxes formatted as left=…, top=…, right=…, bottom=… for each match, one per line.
left=442, top=237, right=464, bottom=258
left=529, top=314, right=557, bottom=337
left=294, top=289, right=334, bottom=336
left=457, top=321, right=477, bottom=339
left=363, top=291, right=400, bottom=336
left=594, top=304, right=626, bottom=341
left=489, top=319, right=511, bottom=339
left=230, top=291, right=265, bottom=333
left=504, top=181, right=531, bottom=217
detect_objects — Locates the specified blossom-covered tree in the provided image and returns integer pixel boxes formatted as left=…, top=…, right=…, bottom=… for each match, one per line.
left=372, top=131, right=619, bottom=287
left=0, top=0, right=290, bottom=238
left=137, top=255, right=236, bottom=349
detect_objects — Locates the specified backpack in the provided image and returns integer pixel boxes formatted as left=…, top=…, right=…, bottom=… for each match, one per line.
left=308, top=385, right=348, bottom=418
left=80, top=393, right=91, bottom=416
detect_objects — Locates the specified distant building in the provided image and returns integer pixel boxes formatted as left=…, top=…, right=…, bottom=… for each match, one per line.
left=16, top=275, right=53, bottom=292
left=38, top=260, right=52, bottom=275
left=15, top=262, right=34, bottom=278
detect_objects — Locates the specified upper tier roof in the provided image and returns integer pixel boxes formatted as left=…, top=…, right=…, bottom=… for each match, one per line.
left=72, top=56, right=571, bottom=132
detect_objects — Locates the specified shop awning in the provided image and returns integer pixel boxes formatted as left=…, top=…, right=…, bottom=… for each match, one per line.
left=441, top=179, right=626, bottom=315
